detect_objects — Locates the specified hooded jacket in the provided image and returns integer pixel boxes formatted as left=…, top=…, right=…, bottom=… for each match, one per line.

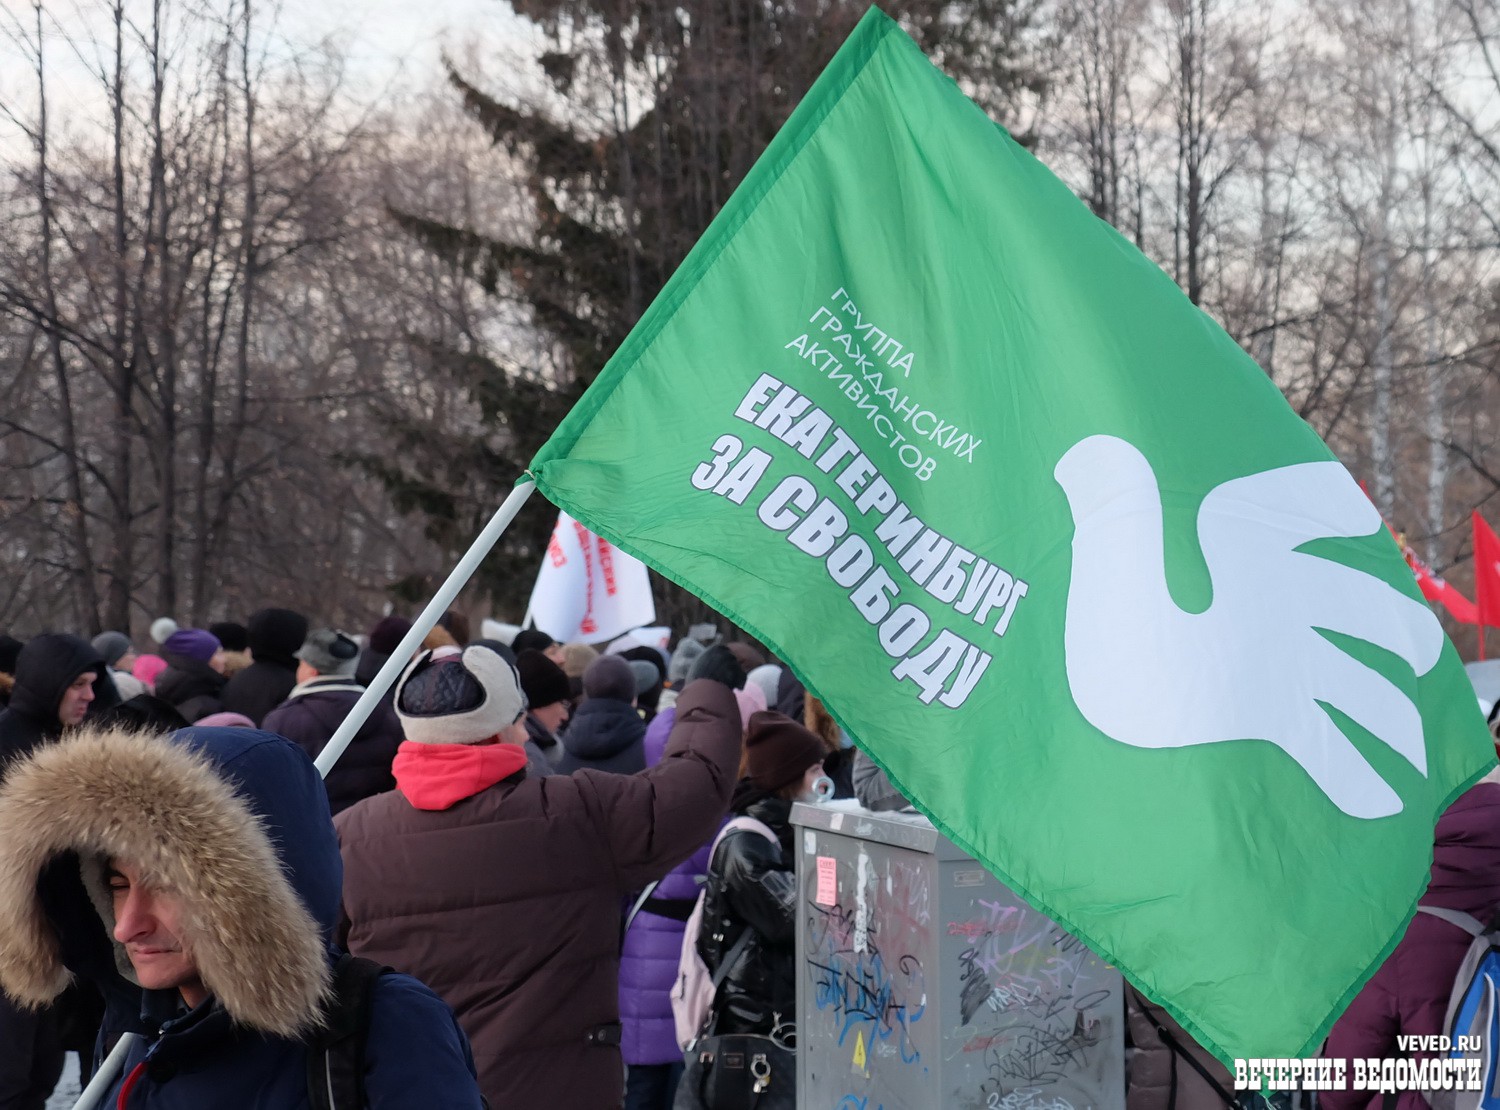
left=0, top=726, right=483, bottom=1110
left=222, top=609, right=308, bottom=726
left=0, top=633, right=108, bottom=774
left=335, top=678, right=742, bottom=1110
left=555, top=696, right=646, bottom=775
left=263, top=676, right=404, bottom=814
left=1322, top=778, right=1500, bottom=1110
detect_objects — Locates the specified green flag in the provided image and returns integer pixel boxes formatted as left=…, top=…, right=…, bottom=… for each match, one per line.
left=527, top=6, right=1494, bottom=1063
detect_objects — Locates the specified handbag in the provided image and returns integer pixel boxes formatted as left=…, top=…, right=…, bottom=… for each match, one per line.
left=674, top=1029, right=795, bottom=1110
left=672, top=929, right=795, bottom=1110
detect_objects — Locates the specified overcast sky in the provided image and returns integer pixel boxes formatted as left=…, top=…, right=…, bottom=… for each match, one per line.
left=0, top=0, right=539, bottom=152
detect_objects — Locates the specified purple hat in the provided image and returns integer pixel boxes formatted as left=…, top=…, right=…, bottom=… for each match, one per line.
left=163, top=628, right=221, bottom=664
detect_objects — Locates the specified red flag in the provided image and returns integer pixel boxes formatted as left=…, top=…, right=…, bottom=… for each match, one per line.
left=1475, top=512, right=1500, bottom=628
left=1404, top=545, right=1479, bottom=624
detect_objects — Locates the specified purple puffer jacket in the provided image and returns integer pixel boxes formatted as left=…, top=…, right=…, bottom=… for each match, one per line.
left=619, top=708, right=725, bottom=1064
left=1322, top=778, right=1500, bottom=1110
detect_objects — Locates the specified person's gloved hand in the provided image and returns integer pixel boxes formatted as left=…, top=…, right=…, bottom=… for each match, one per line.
left=686, top=644, right=747, bottom=690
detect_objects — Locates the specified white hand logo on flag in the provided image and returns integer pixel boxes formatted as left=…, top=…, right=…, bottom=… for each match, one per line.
left=1055, top=435, right=1445, bottom=819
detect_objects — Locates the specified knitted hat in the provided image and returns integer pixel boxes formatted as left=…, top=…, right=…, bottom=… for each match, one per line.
left=163, top=629, right=221, bottom=664
left=583, top=655, right=635, bottom=703
left=368, top=616, right=413, bottom=656
left=132, top=654, right=167, bottom=686
left=744, top=710, right=825, bottom=793
left=512, top=629, right=556, bottom=656
left=667, top=639, right=706, bottom=686
left=395, top=646, right=524, bottom=745
left=628, top=660, right=661, bottom=699
left=208, top=622, right=250, bottom=654
left=562, top=641, right=600, bottom=679
left=296, top=629, right=359, bottom=677
left=150, top=618, right=179, bottom=645
left=515, top=650, right=570, bottom=709
left=734, top=683, right=768, bottom=733
left=91, top=632, right=133, bottom=668
left=745, top=664, right=782, bottom=712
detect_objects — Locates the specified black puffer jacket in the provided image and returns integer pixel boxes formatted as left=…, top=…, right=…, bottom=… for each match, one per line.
left=556, top=698, right=646, bottom=775
left=0, top=634, right=109, bottom=774
left=697, top=788, right=797, bottom=1036
left=154, top=652, right=228, bottom=723
left=222, top=608, right=306, bottom=725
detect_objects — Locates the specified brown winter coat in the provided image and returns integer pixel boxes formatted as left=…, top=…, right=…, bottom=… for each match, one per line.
left=335, top=678, right=743, bottom=1110
left=1127, top=987, right=1236, bottom=1110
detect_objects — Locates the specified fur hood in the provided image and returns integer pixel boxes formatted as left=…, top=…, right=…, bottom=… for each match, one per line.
left=0, top=725, right=336, bottom=1037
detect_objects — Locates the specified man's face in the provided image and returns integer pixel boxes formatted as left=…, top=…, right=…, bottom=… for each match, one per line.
left=117, top=651, right=138, bottom=673
left=532, top=700, right=570, bottom=733
left=58, top=672, right=96, bottom=727
left=543, top=643, right=567, bottom=667
left=106, top=858, right=207, bottom=1008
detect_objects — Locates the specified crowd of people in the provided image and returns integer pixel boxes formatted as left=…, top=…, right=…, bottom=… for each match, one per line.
left=0, top=609, right=864, bottom=1110
left=0, top=608, right=1498, bottom=1110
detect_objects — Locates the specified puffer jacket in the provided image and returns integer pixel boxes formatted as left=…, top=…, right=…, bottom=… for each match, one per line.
left=153, top=651, right=227, bottom=723
left=221, top=608, right=306, bottom=725
left=1322, top=778, right=1500, bottom=1110
left=336, top=679, right=742, bottom=1110
left=0, top=725, right=483, bottom=1109
left=556, top=696, right=646, bottom=775
left=263, top=677, right=403, bottom=814
left=697, top=788, right=798, bottom=1036
left=618, top=705, right=719, bottom=1065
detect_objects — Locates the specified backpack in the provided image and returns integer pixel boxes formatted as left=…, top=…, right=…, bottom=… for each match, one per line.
left=306, top=953, right=490, bottom=1110
left=669, top=816, right=779, bottom=1051
left=1419, top=905, right=1500, bottom=1110
left=307, top=953, right=389, bottom=1110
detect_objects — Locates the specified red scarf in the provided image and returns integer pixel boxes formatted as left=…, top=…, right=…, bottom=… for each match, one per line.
left=392, top=741, right=528, bottom=811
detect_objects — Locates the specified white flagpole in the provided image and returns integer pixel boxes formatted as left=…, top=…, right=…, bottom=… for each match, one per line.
left=315, top=479, right=537, bottom=777
left=75, top=479, right=539, bottom=1110
left=72, top=1030, right=138, bottom=1110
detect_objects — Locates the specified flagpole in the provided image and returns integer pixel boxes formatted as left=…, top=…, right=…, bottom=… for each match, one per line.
left=70, top=480, right=539, bottom=1110
left=315, top=480, right=537, bottom=777
left=71, top=1030, right=139, bottom=1110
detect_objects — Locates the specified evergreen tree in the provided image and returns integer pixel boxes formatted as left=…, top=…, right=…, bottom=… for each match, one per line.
left=373, top=0, right=1046, bottom=622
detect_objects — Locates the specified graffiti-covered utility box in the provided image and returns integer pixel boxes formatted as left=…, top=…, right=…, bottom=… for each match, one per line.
left=791, top=801, right=1124, bottom=1110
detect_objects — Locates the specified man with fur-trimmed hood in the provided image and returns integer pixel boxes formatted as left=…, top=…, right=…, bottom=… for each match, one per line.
left=0, top=725, right=485, bottom=1109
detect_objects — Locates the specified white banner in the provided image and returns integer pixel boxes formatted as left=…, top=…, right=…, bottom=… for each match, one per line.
left=526, top=511, right=656, bottom=643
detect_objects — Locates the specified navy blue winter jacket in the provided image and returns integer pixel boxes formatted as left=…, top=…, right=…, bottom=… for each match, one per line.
left=0, top=726, right=483, bottom=1109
